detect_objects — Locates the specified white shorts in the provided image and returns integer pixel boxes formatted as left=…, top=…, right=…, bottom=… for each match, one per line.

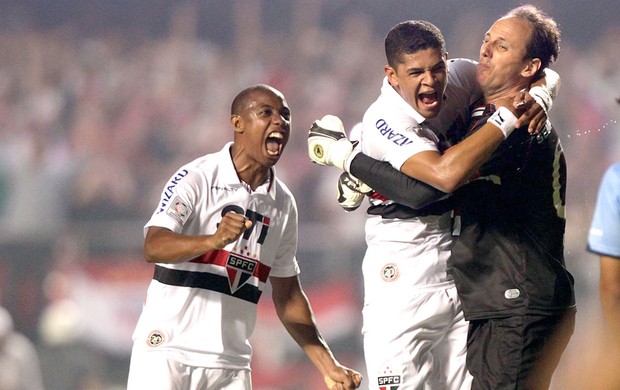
left=362, top=286, right=472, bottom=390
left=127, top=348, right=252, bottom=390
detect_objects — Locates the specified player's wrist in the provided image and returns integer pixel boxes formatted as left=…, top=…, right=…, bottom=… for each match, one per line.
left=328, top=139, right=354, bottom=170
left=488, top=106, right=518, bottom=138
left=528, top=85, right=551, bottom=113
left=343, top=149, right=360, bottom=173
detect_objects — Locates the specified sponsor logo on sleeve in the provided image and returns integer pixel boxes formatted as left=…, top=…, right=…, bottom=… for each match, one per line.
left=375, top=119, right=414, bottom=147
left=158, top=169, right=189, bottom=213
left=166, top=196, right=191, bottom=225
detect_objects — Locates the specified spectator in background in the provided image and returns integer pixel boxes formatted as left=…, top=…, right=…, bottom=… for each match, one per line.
left=588, top=162, right=620, bottom=342
left=0, top=306, right=45, bottom=390
left=583, top=162, right=620, bottom=389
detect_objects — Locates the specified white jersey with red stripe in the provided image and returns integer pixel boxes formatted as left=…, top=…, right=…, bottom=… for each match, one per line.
left=358, top=58, right=480, bottom=389
left=131, top=142, right=299, bottom=370
left=359, top=58, right=480, bottom=295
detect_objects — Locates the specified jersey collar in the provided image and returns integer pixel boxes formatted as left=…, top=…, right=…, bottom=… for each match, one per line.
left=380, top=76, right=427, bottom=125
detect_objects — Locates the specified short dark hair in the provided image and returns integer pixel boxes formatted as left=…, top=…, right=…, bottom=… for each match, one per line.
left=384, top=20, right=446, bottom=68
left=231, top=84, right=280, bottom=116
left=504, top=4, right=561, bottom=73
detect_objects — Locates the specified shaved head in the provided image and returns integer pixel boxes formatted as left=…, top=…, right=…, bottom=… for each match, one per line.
left=231, top=84, right=285, bottom=116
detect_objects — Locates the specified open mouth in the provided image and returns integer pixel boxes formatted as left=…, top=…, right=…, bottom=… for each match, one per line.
left=419, top=91, right=440, bottom=107
left=266, top=132, right=284, bottom=156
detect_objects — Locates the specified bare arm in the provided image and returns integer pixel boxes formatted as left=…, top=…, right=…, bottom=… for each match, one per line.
left=144, top=212, right=252, bottom=263
left=400, top=96, right=520, bottom=193
left=600, top=255, right=620, bottom=343
left=352, top=95, right=522, bottom=197
left=270, top=276, right=362, bottom=389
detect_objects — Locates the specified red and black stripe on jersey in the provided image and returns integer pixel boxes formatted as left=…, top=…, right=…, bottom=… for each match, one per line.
left=153, top=249, right=271, bottom=304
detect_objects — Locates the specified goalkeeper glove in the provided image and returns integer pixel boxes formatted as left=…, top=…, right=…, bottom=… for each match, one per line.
left=337, top=172, right=372, bottom=212
left=308, top=115, right=355, bottom=170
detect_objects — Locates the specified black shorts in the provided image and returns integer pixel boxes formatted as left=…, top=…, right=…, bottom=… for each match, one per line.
left=467, top=309, right=576, bottom=390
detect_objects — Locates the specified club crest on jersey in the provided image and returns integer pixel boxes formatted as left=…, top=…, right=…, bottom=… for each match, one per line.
left=377, top=370, right=401, bottom=390
left=381, top=263, right=399, bottom=282
left=146, top=330, right=166, bottom=347
left=226, top=253, right=258, bottom=293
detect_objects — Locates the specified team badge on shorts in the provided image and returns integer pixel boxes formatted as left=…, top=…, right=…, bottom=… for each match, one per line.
left=381, top=263, right=399, bottom=282
left=377, top=367, right=401, bottom=390
left=146, top=330, right=166, bottom=347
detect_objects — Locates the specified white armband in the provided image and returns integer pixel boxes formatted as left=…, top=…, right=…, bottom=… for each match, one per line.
left=488, top=106, right=518, bottom=138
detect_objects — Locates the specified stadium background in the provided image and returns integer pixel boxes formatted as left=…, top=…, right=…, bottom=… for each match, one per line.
left=0, top=0, right=618, bottom=388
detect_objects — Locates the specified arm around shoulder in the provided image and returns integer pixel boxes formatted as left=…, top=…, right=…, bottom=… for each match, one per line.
left=349, top=152, right=447, bottom=208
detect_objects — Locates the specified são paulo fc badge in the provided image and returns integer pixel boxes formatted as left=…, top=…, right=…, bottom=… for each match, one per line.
left=226, top=253, right=258, bottom=293
left=381, top=263, right=399, bottom=282
left=377, top=367, right=401, bottom=389
left=146, top=330, right=166, bottom=347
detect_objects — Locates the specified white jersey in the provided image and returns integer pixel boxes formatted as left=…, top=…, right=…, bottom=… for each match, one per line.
left=359, top=58, right=480, bottom=294
left=132, top=142, right=300, bottom=370
left=359, top=58, right=479, bottom=390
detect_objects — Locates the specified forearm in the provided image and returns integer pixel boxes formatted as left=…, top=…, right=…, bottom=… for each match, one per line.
left=401, top=120, right=507, bottom=193
left=286, top=319, right=339, bottom=378
left=272, top=277, right=340, bottom=377
left=600, top=255, right=620, bottom=342
left=349, top=153, right=446, bottom=209
left=144, top=226, right=219, bottom=263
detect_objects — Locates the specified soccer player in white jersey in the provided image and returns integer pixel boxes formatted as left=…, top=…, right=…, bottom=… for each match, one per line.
left=127, top=84, right=362, bottom=390
left=308, top=19, right=557, bottom=389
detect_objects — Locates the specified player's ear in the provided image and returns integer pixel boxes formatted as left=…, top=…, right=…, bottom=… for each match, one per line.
left=521, top=58, right=541, bottom=78
left=385, top=65, right=398, bottom=87
left=231, top=114, right=244, bottom=133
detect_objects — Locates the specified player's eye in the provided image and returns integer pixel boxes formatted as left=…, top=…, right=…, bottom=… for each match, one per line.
left=433, top=63, right=446, bottom=73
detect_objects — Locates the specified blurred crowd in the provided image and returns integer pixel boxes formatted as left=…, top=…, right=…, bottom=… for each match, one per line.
left=0, top=1, right=618, bottom=389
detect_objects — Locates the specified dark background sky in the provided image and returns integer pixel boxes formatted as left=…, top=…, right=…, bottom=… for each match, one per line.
left=2, top=0, right=618, bottom=50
